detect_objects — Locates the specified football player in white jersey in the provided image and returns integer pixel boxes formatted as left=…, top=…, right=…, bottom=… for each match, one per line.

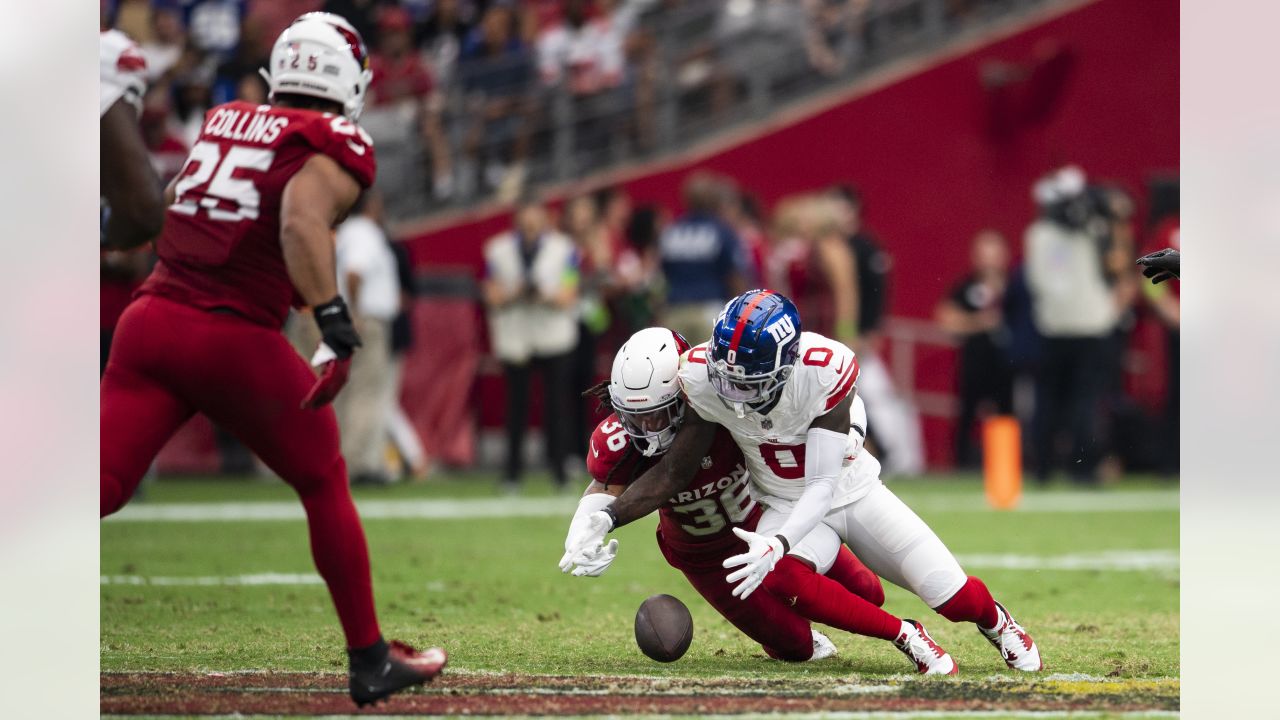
left=566, top=290, right=1043, bottom=673
left=101, top=28, right=165, bottom=249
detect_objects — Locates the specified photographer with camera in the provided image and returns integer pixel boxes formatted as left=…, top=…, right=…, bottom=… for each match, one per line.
left=482, top=198, right=581, bottom=492
left=1023, top=166, right=1125, bottom=485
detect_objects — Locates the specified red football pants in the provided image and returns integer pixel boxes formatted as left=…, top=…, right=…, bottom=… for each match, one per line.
left=100, top=295, right=381, bottom=649
left=657, top=530, right=814, bottom=661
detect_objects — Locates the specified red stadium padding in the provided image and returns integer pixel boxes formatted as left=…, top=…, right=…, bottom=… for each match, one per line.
left=152, top=0, right=1177, bottom=473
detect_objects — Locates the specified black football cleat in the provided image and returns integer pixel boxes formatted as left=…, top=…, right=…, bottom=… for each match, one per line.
left=348, top=640, right=447, bottom=707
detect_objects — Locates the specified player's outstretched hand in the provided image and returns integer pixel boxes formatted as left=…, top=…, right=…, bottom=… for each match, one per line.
left=723, top=527, right=785, bottom=599
left=570, top=539, right=619, bottom=577
left=1136, top=248, right=1180, bottom=284
left=560, top=511, right=612, bottom=572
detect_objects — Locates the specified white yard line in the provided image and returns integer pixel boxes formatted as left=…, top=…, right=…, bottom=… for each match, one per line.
left=100, top=550, right=1177, bottom=588
left=106, top=490, right=1177, bottom=523
left=100, top=573, right=324, bottom=586
left=955, top=550, right=1179, bottom=572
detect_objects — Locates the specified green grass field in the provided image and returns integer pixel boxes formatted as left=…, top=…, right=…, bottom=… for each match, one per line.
left=100, top=473, right=1179, bottom=717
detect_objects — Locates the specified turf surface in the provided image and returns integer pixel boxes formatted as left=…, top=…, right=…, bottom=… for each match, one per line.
left=101, top=473, right=1178, bottom=683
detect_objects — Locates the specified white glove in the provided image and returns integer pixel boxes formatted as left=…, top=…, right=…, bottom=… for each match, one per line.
left=570, top=539, right=619, bottom=577
left=559, top=510, right=613, bottom=572
left=722, top=527, right=785, bottom=599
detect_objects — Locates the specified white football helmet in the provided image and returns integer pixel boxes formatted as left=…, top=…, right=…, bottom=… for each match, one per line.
left=609, top=328, right=692, bottom=457
left=260, top=12, right=373, bottom=121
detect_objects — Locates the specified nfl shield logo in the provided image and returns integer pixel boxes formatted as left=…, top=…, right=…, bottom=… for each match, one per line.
left=761, top=418, right=773, bottom=430
left=701, top=456, right=713, bottom=469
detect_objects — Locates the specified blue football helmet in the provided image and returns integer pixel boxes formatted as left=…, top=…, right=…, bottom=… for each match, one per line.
left=707, top=289, right=802, bottom=416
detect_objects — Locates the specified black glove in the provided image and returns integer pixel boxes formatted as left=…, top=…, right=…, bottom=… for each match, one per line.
left=313, top=296, right=363, bottom=360
left=1136, top=248, right=1180, bottom=284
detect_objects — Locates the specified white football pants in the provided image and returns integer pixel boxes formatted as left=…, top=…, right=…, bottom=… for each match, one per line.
left=757, top=480, right=967, bottom=608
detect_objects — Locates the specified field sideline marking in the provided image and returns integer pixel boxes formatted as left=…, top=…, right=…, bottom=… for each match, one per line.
left=105, top=490, right=1178, bottom=523
left=104, top=669, right=1179, bottom=683
left=100, top=573, right=324, bottom=586
left=99, top=550, right=1177, bottom=588
left=115, top=707, right=1172, bottom=712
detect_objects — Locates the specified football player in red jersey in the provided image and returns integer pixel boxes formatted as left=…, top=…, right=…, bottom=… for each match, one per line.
left=560, top=328, right=891, bottom=662
left=99, top=13, right=445, bottom=706
left=100, top=28, right=164, bottom=249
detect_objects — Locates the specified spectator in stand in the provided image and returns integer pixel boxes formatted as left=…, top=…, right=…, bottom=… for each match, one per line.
left=335, top=189, right=403, bottom=486
left=1096, top=185, right=1141, bottom=479
left=365, top=6, right=454, bottom=203
left=140, top=102, right=190, bottom=183
left=806, top=194, right=859, bottom=347
left=719, top=183, right=768, bottom=283
left=210, top=18, right=271, bottom=105
left=140, top=5, right=189, bottom=83
left=657, top=172, right=749, bottom=344
left=536, top=0, right=638, bottom=166
left=934, top=230, right=1015, bottom=469
left=1023, top=166, right=1120, bottom=485
left=482, top=199, right=581, bottom=492
left=808, top=0, right=871, bottom=77
left=322, top=0, right=383, bottom=46
left=563, top=194, right=615, bottom=455
left=1140, top=217, right=1179, bottom=476
left=459, top=3, right=535, bottom=201
left=386, top=238, right=430, bottom=481
left=182, top=0, right=248, bottom=65
left=766, top=193, right=856, bottom=349
left=417, top=0, right=481, bottom=90
left=594, top=185, right=633, bottom=260
left=827, top=184, right=925, bottom=476
left=613, top=203, right=666, bottom=334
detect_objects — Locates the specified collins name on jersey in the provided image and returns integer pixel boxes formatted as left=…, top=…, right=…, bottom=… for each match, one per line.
left=139, top=101, right=376, bottom=329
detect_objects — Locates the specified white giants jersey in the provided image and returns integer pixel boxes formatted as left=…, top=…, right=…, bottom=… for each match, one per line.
left=679, top=331, right=880, bottom=508
left=100, top=29, right=148, bottom=117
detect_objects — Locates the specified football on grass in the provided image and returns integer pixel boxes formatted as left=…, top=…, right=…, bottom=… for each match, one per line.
left=634, top=594, right=693, bottom=662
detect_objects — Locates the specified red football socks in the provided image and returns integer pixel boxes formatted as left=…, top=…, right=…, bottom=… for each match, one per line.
left=934, top=575, right=1000, bottom=629
left=765, top=556, right=901, bottom=641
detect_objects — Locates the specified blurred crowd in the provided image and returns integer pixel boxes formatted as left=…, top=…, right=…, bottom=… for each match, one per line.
left=101, top=1, right=1178, bottom=486
left=934, top=166, right=1180, bottom=484
left=105, top=0, right=1030, bottom=215
left=483, top=166, right=1180, bottom=489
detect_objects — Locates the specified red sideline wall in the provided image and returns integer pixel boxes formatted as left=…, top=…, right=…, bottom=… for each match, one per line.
left=156, top=0, right=1178, bottom=473
left=395, top=0, right=1178, bottom=469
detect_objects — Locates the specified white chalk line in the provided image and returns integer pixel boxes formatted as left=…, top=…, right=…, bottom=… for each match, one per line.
left=106, top=490, right=1177, bottom=523
left=955, top=550, right=1179, bottom=572
left=100, top=550, right=1177, bottom=588
left=100, top=572, right=324, bottom=586
left=115, top=707, right=1172, bottom=712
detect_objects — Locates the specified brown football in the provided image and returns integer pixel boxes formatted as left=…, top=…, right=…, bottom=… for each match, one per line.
left=634, top=594, right=693, bottom=662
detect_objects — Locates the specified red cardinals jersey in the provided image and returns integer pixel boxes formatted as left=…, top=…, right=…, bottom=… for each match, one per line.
left=587, top=414, right=760, bottom=550
left=138, top=101, right=376, bottom=328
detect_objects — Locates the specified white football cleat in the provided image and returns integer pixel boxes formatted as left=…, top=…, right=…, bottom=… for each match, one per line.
left=808, top=629, right=837, bottom=661
left=894, top=620, right=957, bottom=675
left=980, top=602, right=1043, bottom=671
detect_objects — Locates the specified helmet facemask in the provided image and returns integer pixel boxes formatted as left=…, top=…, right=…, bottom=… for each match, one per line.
left=611, top=391, right=686, bottom=457
left=707, top=360, right=793, bottom=418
